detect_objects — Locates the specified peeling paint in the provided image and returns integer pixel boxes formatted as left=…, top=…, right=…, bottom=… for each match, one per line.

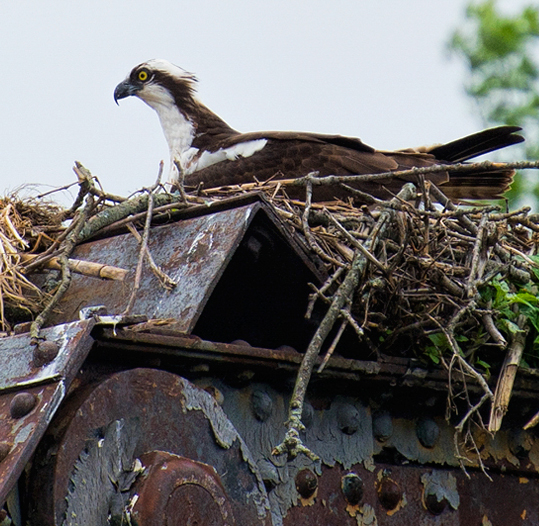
left=355, top=503, right=377, bottom=525
left=181, top=378, right=271, bottom=522
left=421, top=470, right=460, bottom=510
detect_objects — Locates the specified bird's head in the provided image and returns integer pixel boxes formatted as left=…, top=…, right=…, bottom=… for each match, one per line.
left=114, top=59, right=198, bottom=112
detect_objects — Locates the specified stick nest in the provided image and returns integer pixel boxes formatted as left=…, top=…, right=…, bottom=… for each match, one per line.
left=4, top=162, right=539, bottom=451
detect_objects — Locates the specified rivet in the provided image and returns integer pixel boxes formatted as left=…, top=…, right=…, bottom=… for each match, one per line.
left=508, top=428, right=533, bottom=458
left=33, top=340, right=59, bottom=367
left=337, top=404, right=360, bottom=435
left=341, top=473, right=363, bottom=506
left=373, top=411, right=393, bottom=442
left=295, top=468, right=318, bottom=499
left=10, top=392, right=37, bottom=419
left=302, top=402, right=314, bottom=429
left=231, top=339, right=252, bottom=347
left=416, top=417, right=440, bottom=448
left=277, top=345, right=299, bottom=353
left=378, top=478, right=402, bottom=510
left=251, top=390, right=273, bottom=422
left=257, top=459, right=279, bottom=492
left=0, top=442, right=12, bottom=462
left=425, top=493, right=448, bottom=515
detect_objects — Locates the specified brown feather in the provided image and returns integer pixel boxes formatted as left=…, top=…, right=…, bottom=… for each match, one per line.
left=185, top=126, right=523, bottom=202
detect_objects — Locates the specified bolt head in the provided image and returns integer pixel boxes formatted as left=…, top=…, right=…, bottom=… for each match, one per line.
left=295, top=468, right=318, bottom=499
left=33, top=340, right=59, bottom=367
left=378, top=478, right=402, bottom=510
left=416, top=417, right=440, bottom=448
left=341, top=473, right=363, bottom=505
left=10, top=392, right=37, bottom=419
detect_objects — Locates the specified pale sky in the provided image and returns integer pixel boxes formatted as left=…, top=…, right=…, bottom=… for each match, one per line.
left=0, top=0, right=532, bottom=205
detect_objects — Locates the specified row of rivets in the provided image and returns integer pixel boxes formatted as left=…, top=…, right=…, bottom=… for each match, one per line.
left=293, top=470, right=405, bottom=511
left=374, top=411, right=441, bottom=449
left=248, top=393, right=443, bottom=449
left=0, top=338, right=55, bottom=468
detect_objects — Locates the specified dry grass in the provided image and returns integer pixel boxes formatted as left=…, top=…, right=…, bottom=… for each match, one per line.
left=0, top=194, right=63, bottom=330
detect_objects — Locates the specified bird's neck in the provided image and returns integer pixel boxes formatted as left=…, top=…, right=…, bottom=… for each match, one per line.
left=148, top=96, right=238, bottom=182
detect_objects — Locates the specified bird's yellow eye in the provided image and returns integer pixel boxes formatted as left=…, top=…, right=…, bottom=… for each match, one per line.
left=138, top=70, right=149, bottom=82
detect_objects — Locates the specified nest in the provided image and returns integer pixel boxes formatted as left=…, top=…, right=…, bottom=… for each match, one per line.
left=5, top=161, right=539, bottom=463
left=208, top=173, right=539, bottom=452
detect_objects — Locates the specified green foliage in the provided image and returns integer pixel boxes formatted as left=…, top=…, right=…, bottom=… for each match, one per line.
left=425, top=259, right=539, bottom=371
left=479, top=264, right=539, bottom=366
left=449, top=1, right=539, bottom=203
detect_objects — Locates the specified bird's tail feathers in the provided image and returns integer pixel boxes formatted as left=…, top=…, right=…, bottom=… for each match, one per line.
left=428, top=125, right=524, bottom=163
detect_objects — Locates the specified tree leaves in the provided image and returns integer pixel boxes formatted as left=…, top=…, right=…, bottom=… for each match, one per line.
left=449, top=0, right=539, bottom=203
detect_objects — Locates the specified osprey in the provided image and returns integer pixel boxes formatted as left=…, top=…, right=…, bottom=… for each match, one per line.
left=114, top=59, right=524, bottom=201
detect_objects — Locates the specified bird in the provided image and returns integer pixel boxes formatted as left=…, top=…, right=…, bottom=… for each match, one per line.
left=114, top=59, right=524, bottom=202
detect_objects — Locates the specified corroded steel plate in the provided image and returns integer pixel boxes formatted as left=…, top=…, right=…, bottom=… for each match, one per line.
left=28, top=368, right=271, bottom=525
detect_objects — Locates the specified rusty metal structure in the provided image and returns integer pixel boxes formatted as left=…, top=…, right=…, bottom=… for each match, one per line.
left=1, top=193, right=539, bottom=525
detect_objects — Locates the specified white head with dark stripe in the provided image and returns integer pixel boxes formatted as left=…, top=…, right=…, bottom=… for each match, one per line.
left=114, top=60, right=198, bottom=112
left=114, top=60, right=201, bottom=181
left=115, top=60, right=266, bottom=185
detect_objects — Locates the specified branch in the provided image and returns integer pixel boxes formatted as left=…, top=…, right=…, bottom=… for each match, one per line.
left=30, top=195, right=94, bottom=341
left=123, top=163, right=165, bottom=315
left=21, top=254, right=127, bottom=281
left=272, top=183, right=416, bottom=459
left=488, top=314, right=528, bottom=432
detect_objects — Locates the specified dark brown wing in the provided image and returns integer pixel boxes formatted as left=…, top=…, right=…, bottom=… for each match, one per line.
left=185, top=126, right=523, bottom=201
left=210, top=130, right=377, bottom=154
left=184, top=138, right=441, bottom=200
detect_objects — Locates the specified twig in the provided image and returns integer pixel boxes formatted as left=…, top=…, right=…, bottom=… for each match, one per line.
left=466, top=212, right=488, bottom=298
left=77, top=191, right=181, bottom=243
left=301, top=175, right=346, bottom=268
left=173, top=159, right=189, bottom=202
left=306, top=266, right=347, bottom=319
left=30, top=195, right=94, bottom=341
left=455, top=392, right=492, bottom=434
left=317, top=318, right=347, bottom=373
left=126, top=223, right=177, bottom=290
left=273, top=183, right=416, bottom=459
left=123, top=163, right=164, bottom=315
left=481, top=312, right=507, bottom=347
left=488, top=314, right=528, bottom=432
left=218, top=159, right=539, bottom=192
left=324, top=208, right=387, bottom=272
left=20, top=254, right=127, bottom=281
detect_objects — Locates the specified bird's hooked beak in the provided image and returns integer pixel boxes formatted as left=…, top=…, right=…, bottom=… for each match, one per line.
left=114, top=79, right=141, bottom=105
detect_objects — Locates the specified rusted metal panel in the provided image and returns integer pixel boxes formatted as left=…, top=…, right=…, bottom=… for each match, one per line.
left=46, top=204, right=258, bottom=330
left=0, top=320, right=94, bottom=508
left=28, top=368, right=271, bottom=526
left=283, top=463, right=539, bottom=525
left=0, top=320, right=94, bottom=391
left=43, top=199, right=322, bottom=339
